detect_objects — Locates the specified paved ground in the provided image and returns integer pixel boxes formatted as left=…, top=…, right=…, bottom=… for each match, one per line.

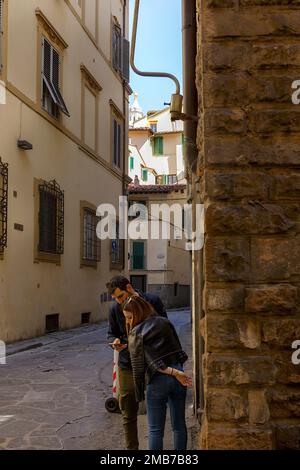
left=0, top=309, right=198, bottom=450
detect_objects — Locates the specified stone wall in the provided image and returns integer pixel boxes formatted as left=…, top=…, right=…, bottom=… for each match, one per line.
left=196, top=0, right=300, bottom=449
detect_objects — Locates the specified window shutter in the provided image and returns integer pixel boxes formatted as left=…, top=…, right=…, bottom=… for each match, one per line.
left=112, top=24, right=121, bottom=72
left=113, top=119, right=117, bottom=166
left=121, top=37, right=130, bottom=83
left=130, top=156, right=134, bottom=171
left=159, top=137, right=164, bottom=155
left=42, top=37, right=70, bottom=117
left=52, top=48, right=60, bottom=90
left=43, top=38, right=52, bottom=82
left=113, top=119, right=121, bottom=168
left=51, top=48, right=70, bottom=117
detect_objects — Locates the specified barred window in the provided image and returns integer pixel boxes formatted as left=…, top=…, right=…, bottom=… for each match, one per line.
left=82, top=207, right=101, bottom=263
left=38, top=180, right=64, bottom=254
left=0, top=157, right=8, bottom=254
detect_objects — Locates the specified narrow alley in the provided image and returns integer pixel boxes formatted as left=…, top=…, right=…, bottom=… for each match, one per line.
left=0, top=310, right=195, bottom=450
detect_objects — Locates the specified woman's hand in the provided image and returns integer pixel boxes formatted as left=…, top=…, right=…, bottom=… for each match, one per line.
left=110, top=338, right=128, bottom=352
left=173, top=369, right=193, bottom=387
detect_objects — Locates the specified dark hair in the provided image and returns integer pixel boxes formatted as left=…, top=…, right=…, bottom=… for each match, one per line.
left=122, top=295, right=155, bottom=332
left=106, top=276, right=131, bottom=296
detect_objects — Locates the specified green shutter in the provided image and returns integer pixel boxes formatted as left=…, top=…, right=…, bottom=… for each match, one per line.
left=153, top=136, right=163, bottom=156
left=130, top=156, right=134, bottom=170
left=142, top=169, right=148, bottom=182
left=159, top=137, right=163, bottom=155
left=163, top=175, right=167, bottom=184
left=132, top=242, right=145, bottom=269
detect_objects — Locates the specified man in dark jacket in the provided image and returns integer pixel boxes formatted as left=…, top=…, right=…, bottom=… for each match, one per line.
left=106, top=275, right=167, bottom=450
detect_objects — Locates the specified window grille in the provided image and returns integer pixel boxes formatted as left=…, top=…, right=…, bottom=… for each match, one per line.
left=38, top=179, right=64, bottom=254
left=0, top=157, right=8, bottom=252
left=83, top=207, right=101, bottom=262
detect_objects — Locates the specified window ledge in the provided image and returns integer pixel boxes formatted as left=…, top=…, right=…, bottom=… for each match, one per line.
left=81, top=259, right=98, bottom=269
left=35, top=251, right=61, bottom=265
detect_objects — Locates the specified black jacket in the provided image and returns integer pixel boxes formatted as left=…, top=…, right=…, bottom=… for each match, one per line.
left=128, top=316, right=188, bottom=402
left=107, top=291, right=167, bottom=369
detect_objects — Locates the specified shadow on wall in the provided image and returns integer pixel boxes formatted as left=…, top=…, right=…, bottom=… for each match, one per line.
left=148, top=284, right=190, bottom=309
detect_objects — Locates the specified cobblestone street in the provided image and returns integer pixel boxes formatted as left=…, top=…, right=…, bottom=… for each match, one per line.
left=0, top=310, right=195, bottom=450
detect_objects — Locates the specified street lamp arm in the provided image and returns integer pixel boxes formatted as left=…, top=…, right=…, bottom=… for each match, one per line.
left=130, top=0, right=181, bottom=95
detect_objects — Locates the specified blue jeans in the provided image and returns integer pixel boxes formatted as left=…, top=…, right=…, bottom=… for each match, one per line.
left=146, top=364, right=187, bottom=450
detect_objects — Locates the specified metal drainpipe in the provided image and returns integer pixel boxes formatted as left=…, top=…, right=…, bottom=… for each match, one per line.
left=182, top=0, right=204, bottom=421
left=123, top=0, right=128, bottom=271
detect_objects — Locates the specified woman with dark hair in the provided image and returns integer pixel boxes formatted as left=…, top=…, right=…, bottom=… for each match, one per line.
left=122, top=295, right=192, bottom=451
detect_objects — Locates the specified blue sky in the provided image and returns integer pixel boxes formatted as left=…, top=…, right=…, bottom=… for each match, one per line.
left=129, top=0, right=182, bottom=114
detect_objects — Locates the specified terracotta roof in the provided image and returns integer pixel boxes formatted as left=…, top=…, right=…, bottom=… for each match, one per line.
left=129, top=127, right=153, bottom=132
left=128, top=184, right=186, bottom=194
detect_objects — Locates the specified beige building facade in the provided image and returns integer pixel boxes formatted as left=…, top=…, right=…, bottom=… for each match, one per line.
left=0, top=0, right=130, bottom=343
left=128, top=106, right=185, bottom=186
left=128, top=184, right=191, bottom=309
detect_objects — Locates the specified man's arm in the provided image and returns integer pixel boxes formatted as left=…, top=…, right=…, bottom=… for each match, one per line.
left=107, top=304, right=128, bottom=352
left=107, top=305, right=120, bottom=344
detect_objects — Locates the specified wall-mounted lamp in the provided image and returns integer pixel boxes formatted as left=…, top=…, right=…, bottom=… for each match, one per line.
left=17, top=139, right=33, bottom=150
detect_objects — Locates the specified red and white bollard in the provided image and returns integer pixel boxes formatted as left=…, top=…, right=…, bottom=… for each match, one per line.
left=105, top=350, right=120, bottom=413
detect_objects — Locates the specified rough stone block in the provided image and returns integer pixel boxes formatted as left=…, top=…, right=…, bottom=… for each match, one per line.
left=205, top=11, right=300, bottom=39
left=204, top=43, right=300, bottom=72
left=205, top=109, right=246, bottom=135
left=250, top=110, right=300, bottom=134
left=262, top=319, right=300, bottom=347
left=273, top=174, right=300, bottom=199
left=251, top=238, right=300, bottom=281
left=276, top=425, right=300, bottom=450
left=268, top=388, right=300, bottom=418
left=204, top=74, right=293, bottom=107
left=205, top=316, right=261, bottom=350
left=275, top=352, right=300, bottom=384
left=205, top=137, right=300, bottom=167
left=205, top=172, right=268, bottom=200
left=207, top=389, right=248, bottom=422
left=245, top=285, right=298, bottom=314
left=206, top=354, right=277, bottom=386
left=205, top=427, right=273, bottom=450
left=206, top=203, right=299, bottom=235
left=205, top=285, right=245, bottom=312
left=248, top=390, right=270, bottom=425
left=206, top=237, right=250, bottom=282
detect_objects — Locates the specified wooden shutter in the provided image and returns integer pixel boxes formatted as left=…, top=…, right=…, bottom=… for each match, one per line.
left=142, top=169, right=148, bottom=182
left=113, top=119, right=121, bottom=168
left=159, top=137, right=164, bottom=155
left=121, top=37, right=130, bottom=83
left=130, top=156, right=134, bottom=171
left=112, top=24, right=121, bottom=71
left=42, top=38, right=70, bottom=117
left=132, top=242, right=144, bottom=270
left=154, top=137, right=163, bottom=156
